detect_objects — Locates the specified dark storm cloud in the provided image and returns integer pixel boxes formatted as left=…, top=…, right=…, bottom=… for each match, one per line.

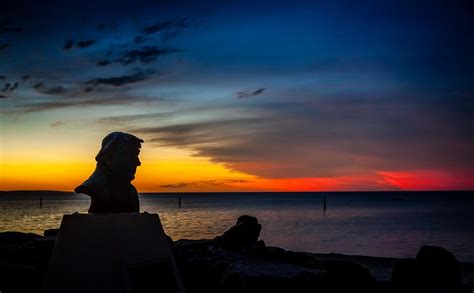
left=84, top=70, right=154, bottom=87
left=0, top=76, right=5, bottom=80
left=0, top=44, right=9, bottom=51
left=21, top=75, right=30, bottom=81
left=76, top=39, right=96, bottom=48
left=0, top=94, right=8, bottom=99
left=236, top=88, right=266, bottom=99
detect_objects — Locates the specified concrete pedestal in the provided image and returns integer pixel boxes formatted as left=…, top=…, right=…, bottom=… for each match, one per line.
left=43, top=213, right=185, bottom=293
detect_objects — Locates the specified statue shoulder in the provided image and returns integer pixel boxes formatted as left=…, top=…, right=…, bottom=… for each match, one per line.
left=74, top=166, right=109, bottom=197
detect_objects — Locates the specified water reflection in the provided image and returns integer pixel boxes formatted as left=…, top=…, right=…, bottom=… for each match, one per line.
left=1, top=192, right=473, bottom=262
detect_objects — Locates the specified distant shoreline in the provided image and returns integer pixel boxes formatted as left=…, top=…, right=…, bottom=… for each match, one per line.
left=1, top=190, right=473, bottom=196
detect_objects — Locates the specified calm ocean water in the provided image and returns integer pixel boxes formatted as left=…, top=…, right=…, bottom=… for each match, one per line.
left=1, top=191, right=473, bottom=262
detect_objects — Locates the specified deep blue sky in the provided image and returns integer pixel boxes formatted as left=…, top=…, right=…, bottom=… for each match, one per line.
left=1, top=0, right=473, bottom=190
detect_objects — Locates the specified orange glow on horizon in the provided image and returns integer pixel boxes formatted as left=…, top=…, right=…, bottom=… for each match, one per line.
left=1, top=151, right=473, bottom=192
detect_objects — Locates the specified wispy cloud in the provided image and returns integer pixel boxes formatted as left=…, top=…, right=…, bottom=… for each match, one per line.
left=15, top=93, right=158, bottom=113
left=76, top=39, right=96, bottom=48
left=50, top=121, right=63, bottom=127
left=236, top=88, right=266, bottom=99
left=62, top=40, right=74, bottom=51
left=129, top=92, right=474, bottom=179
left=83, top=70, right=154, bottom=87
left=62, top=39, right=96, bottom=50
left=160, top=179, right=250, bottom=189
left=106, top=46, right=182, bottom=66
left=33, top=82, right=68, bottom=95
left=142, top=18, right=190, bottom=35
left=2, top=82, right=19, bottom=93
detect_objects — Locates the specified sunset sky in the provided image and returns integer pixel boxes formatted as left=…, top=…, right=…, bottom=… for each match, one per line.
left=0, top=0, right=473, bottom=192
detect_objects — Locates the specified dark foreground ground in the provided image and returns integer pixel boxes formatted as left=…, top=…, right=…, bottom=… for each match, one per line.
left=0, top=215, right=473, bottom=293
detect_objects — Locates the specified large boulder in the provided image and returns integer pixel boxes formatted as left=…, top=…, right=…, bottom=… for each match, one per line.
left=392, top=245, right=468, bottom=292
left=215, top=215, right=261, bottom=250
left=416, top=245, right=463, bottom=288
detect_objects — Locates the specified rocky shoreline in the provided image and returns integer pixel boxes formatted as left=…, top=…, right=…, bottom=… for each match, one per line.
left=1, top=215, right=473, bottom=292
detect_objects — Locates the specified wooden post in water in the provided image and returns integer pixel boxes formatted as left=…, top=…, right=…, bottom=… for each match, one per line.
left=40, top=196, right=43, bottom=208
left=178, top=196, right=182, bottom=208
left=323, top=196, right=326, bottom=211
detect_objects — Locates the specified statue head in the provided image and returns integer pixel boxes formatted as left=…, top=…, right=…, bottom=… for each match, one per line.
left=95, top=132, right=144, bottom=181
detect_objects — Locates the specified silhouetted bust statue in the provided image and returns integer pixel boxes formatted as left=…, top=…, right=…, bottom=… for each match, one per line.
left=74, top=132, right=143, bottom=213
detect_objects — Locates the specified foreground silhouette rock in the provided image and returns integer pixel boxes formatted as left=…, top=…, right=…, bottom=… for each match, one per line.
left=1, top=216, right=474, bottom=293
left=214, top=215, right=262, bottom=250
left=393, top=245, right=469, bottom=292
left=174, top=215, right=377, bottom=292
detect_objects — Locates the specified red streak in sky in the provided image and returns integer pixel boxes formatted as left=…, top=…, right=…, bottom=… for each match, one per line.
left=379, top=170, right=474, bottom=190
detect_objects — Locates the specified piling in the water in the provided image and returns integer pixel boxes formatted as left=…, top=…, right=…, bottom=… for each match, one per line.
left=40, top=197, right=43, bottom=208
left=178, top=196, right=182, bottom=208
left=323, top=196, right=326, bottom=211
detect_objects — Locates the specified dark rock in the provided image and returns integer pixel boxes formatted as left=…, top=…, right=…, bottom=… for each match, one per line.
left=220, top=261, right=328, bottom=293
left=215, top=215, right=261, bottom=250
left=165, top=234, right=174, bottom=247
left=317, top=259, right=377, bottom=290
left=392, top=258, right=417, bottom=287
left=392, top=246, right=469, bottom=292
left=173, top=239, right=379, bottom=293
left=263, top=246, right=287, bottom=259
left=43, top=228, right=59, bottom=237
left=0, top=263, right=42, bottom=293
left=416, top=245, right=463, bottom=288
left=173, top=215, right=378, bottom=292
left=0, top=232, right=42, bottom=246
